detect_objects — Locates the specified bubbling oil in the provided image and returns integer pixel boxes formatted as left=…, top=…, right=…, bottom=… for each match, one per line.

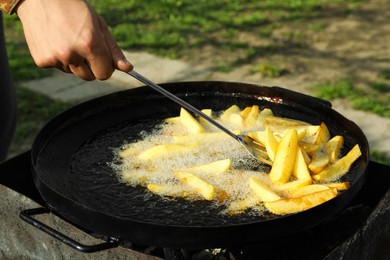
left=113, top=115, right=270, bottom=214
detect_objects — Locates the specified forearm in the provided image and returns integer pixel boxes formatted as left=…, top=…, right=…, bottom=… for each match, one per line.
left=0, top=0, right=21, bottom=14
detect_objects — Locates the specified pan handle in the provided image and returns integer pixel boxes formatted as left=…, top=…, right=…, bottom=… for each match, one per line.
left=19, top=207, right=120, bottom=253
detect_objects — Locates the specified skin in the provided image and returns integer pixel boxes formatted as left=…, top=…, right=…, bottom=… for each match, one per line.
left=16, top=0, right=133, bottom=80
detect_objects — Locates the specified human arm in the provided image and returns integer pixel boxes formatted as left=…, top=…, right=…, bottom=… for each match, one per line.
left=15, top=0, right=133, bottom=80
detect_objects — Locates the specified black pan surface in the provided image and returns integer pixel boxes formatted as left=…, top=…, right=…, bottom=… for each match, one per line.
left=31, top=82, right=369, bottom=248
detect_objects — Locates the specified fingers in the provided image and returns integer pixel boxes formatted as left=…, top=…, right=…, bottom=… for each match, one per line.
left=69, top=62, right=95, bottom=81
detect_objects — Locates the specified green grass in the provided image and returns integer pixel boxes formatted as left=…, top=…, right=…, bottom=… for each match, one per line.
left=4, top=0, right=364, bottom=81
left=8, top=86, right=73, bottom=157
left=311, top=78, right=390, bottom=118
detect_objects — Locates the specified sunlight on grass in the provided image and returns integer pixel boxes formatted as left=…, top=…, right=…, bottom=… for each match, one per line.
left=311, top=79, right=390, bottom=117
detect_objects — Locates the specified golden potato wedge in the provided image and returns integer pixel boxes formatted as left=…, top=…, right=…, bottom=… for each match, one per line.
left=314, top=122, right=330, bottom=146
left=265, top=116, right=309, bottom=131
left=227, top=193, right=262, bottom=214
left=292, top=147, right=312, bottom=181
left=290, top=184, right=330, bottom=198
left=272, top=178, right=312, bottom=193
left=269, top=129, right=299, bottom=184
left=199, top=109, right=213, bottom=126
left=265, top=126, right=279, bottom=161
left=264, top=188, right=338, bottom=215
left=257, top=108, right=274, bottom=126
left=175, top=171, right=215, bottom=200
left=220, top=105, right=240, bottom=122
left=180, top=108, right=205, bottom=134
left=249, top=176, right=281, bottom=202
left=323, top=182, right=350, bottom=191
left=300, top=142, right=321, bottom=156
left=313, top=144, right=362, bottom=182
left=229, top=113, right=245, bottom=129
left=308, top=150, right=329, bottom=175
left=245, top=105, right=260, bottom=129
left=138, top=143, right=196, bottom=160
left=147, top=183, right=189, bottom=197
left=248, top=130, right=266, bottom=146
left=326, top=135, right=344, bottom=163
left=185, top=159, right=232, bottom=174
left=240, top=106, right=252, bottom=118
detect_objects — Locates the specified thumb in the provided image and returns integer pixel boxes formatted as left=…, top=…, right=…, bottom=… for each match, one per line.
left=111, top=43, right=133, bottom=72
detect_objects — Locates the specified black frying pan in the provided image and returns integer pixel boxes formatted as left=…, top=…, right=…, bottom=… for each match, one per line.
left=30, top=81, right=369, bottom=248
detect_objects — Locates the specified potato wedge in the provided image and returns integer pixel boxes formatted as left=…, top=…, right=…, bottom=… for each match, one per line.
left=272, top=178, right=312, bottom=193
left=314, top=122, right=330, bottom=146
left=269, top=129, right=299, bottom=184
left=323, top=182, right=350, bottom=191
left=180, top=108, right=205, bottom=134
left=292, top=147, right=312, bottom=181
left=290, top=184, right=330, bottom=198
left=245, top=105, right=260, bottom=129
left=138, top=143, right=196, bottom=160
left=313, top=144, right=362, bottom=182
left=227, top=193, right=262, bottom=214
left=257, top=108, right=274, bottom=126
left=147, top=183, right=189, bottom=197
left=248, top=130, right=266, bottom=146
left=220, top=105, right=240, bottom=122
left=264, top=188, right=338, bottom=215
left=326, top=135, right=344, bottom=163
left=249, top=176, right=281, bottom=202
left=175, top=171, right=215, bottom=200
left=185, top=159, right=232, bottom=174
left=308, top=150, right=329, bottom=175
left=229, top=113, right=245, bottom=129
left=265, top=126, right=279, bottom=161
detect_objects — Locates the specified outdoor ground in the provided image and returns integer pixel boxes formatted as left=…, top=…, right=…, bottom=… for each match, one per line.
left=7, top=0, right=390, bottom=164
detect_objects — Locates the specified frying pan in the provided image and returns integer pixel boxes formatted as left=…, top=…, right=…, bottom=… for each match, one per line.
left=26, top=81, right=369, bottom=249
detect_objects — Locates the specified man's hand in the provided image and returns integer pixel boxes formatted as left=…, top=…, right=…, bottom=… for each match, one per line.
left=17, top=0, right=133, bottom=80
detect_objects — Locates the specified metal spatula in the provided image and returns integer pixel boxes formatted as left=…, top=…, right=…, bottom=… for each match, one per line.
left=127, top=70, right=268, bottom=164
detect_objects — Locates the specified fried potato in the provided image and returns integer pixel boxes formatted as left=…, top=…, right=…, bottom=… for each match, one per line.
left=313, top=144, right=362, bottom=182
left=248, top=130, right=266, bottom=146
left=326, top=135, right=344, bottom=163
left=185, top=159, right=232, bottom=174
left=220, top=105, right=240, bottom=122
left=264, top=188, right=338, bottom=215
left=249, top=176, right=281, bottom=202
left=265, top=116, right=309, bottom=129
left=292, top=147, right=312, bottom=180
left=175, top=171, right=215, bottom=200
left=290, top=184, right=330, bottom=198
left=265, top=126, right=279, bottom=161
left=147, top=183, right=189, bottom=197
left=229, top=113, right=245, bottom=129
left=269, top=129, right=299, bottom=184
left=314, top=122, right=330, bottom=145
left=240, top=106, right=252, bottom=118
left=138, top=143, right=196, bottom=160
left=300, top=142, right=321, bottom=156
left=180, top=108, right=205, bottom=134
left=323, top=182, right=350, bottom=191
left=245, top=105, right=260, bottom=128
left=227, top=193, right=262, bottom=214
left=257, top=108, right=274, bottom=126
left=272, top=178, right=312, bottom=193
left=308, top=150, right=329, bottom=174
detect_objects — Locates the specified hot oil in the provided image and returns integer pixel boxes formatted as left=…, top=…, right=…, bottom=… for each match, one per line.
left=112, top=115, right=270, bottom=216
